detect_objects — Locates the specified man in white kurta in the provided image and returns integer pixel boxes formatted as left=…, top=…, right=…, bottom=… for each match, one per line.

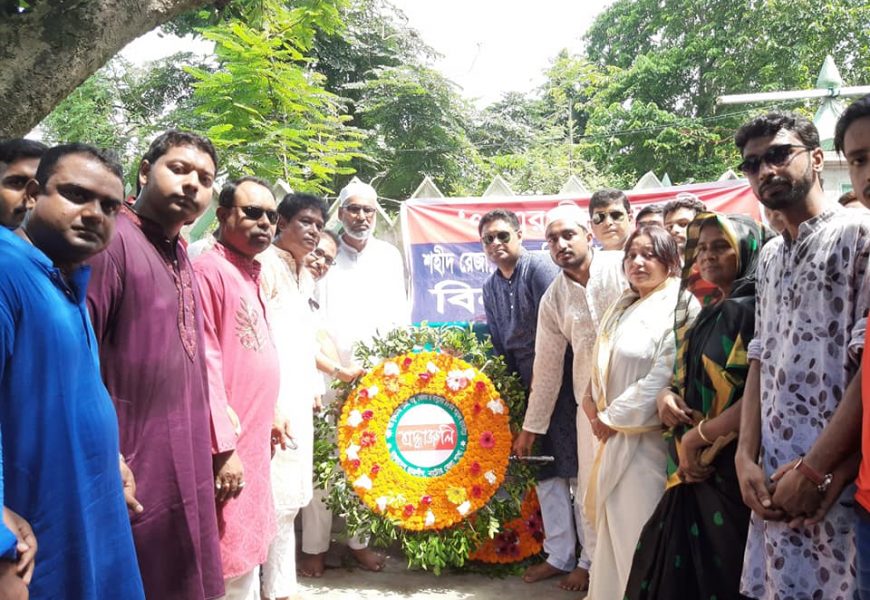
left=301, top=180, right=409, bottom=573
left=259, top=192, right=328, bottom=600
left=514, top=205, right=625, bottom=590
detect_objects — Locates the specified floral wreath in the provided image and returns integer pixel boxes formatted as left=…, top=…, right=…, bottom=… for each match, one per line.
left=314, top=325, right=541, bottom=573
left=468, top=488, right=544, bottom=563
left=338, top=351, right=510, bottom=531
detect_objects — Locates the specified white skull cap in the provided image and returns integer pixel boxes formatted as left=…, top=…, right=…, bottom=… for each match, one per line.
left=545, top=203, right=587, bottom=229
left=338, top=179, right=378, bottom=207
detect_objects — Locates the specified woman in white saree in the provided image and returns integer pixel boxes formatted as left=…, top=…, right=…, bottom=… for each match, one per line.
left=582, top=226, right=699, bottom=600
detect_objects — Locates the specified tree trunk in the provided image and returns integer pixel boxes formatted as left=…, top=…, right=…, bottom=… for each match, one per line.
left=0, top=0, right=212, bottom=138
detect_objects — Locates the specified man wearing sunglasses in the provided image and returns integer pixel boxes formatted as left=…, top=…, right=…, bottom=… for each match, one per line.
left=587, top=188, right=634, bottom=251
left=309, top=179, right=407, bottom=574
left=193, top=176, right=281, bottom=600
left=733, top=112, right=870, bottom=600
left=87, top=130, right=224, bottom=600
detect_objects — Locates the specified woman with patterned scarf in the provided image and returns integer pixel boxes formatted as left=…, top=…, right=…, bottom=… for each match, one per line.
left=624, top=213, right=772, bottom=600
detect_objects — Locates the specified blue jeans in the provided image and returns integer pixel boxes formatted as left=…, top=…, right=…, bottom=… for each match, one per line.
left=858, top=511, right=870, bottom=600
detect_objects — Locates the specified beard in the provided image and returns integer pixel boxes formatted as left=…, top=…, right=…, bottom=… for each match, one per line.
left=757, top=165, right=814, bottom=211
left=343, top=227, right=372, bottom=241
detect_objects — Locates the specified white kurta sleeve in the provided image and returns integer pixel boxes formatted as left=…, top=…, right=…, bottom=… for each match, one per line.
left=523, top=286, right=568, bottom=434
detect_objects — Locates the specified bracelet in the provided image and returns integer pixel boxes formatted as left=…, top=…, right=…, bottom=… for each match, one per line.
left=697, top=418, right=713, bottom=445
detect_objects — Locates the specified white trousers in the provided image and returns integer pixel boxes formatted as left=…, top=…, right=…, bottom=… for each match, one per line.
left=301, top=487, right=367, bottom=553
left=537, top=477, right=591, bottom=571
left=222, top=565, right=260, bottom=600
left=262, top=507, right=300, bottom=599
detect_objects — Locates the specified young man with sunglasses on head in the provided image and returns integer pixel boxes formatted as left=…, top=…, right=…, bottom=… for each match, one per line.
left=733, top=112, right=870, bottom=600
left=87, top=130, right=224, bottom=600
left=302, top=179, right=406, bottom=575
left=588, top=188, right=633, bottom=251
left=193, top=177, right=281, bottom=600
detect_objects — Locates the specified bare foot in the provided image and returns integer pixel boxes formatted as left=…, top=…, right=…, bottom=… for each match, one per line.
left=522, top=561, right=568, bottom=583
left=559, top=567, right=589, bottom=591
left=351, top=547, right=385, bottom=572
left=298, top=552, right=326, bottom=577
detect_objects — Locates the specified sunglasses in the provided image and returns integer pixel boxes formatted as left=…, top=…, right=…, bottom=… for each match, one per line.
left=343, top=204, right=376, bottom=216
left=237, top=205, right=278, bottom=225
left=482, top=231, right=513, bottom=245
left=738, top=144, right=813, bottom=176
left=591, top=210, right=627, bottom=225
left=312, top=247, right=336, bottom=266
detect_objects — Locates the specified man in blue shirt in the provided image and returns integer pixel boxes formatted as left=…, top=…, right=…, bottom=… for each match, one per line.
left=0, top=143, right=145, bottom=599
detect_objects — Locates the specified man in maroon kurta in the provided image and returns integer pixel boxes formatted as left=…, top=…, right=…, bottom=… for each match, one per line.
left=86, top=131, right=224, bottom=600
left=193, top=177, right=281, bottom=599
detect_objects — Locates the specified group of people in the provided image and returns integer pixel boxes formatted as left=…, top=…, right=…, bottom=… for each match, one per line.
left=2, top=91, right=870, bottom=600
left=497, top=96, right=870, bottom=600
left=0, top=132, right=408, bottom=599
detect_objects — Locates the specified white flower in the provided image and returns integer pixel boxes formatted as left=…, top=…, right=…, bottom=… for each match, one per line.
left=426, top=362, right=440, bottom=374
left=376, top=496, right=388, bottom=512
left=383, top=361, right=400, bottom=377
left=347, top=410, right=363, bottom=428
left=463, top=368, right=476, bottom=380
left=484, top=470, right=497, bottom=485
left=425, top=510, right=436, bottom=527
left=446, top=369, right=470, bottom=391
left=353, top=474, right=373, bottom=490
left=486, top=398, right=505, bottom=415
left=457, top=501, right=471, bottom=516
left=366, top=385, right=379, bottom=398
left=346, top=443, right=361, bottom=461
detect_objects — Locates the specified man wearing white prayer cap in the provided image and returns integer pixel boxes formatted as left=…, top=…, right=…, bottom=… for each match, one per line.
left=512, top=202, right=627, bottom=592
left=299, top=179, right=408, bottom=576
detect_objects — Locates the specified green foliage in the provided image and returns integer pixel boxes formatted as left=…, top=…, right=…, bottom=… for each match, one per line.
left=187, top=0, right=362, bottom=192
left=313, top=325, right=538, bottom=574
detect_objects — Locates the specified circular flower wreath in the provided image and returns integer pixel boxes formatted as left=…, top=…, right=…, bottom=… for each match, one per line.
left=338, top=351, right=511, bottom=531
left=468, top=488, right=544, bottom=564
left=314, top=325, right=541, bottom=573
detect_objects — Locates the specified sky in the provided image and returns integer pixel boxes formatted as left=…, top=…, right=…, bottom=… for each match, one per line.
left=121, top=0, right=614, bottom=108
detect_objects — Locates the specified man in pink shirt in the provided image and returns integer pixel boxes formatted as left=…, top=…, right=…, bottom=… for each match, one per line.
left=193, top=176, right=281, bottom=600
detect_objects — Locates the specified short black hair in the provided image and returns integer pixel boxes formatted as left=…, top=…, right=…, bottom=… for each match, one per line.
left=623, top=225, right=682, bottom=278
left=838, top=190, right=858, bottom=207
left=589, top=188, right=631, bottom=216
left=663, top=193, right=707, bottom=219
left=635, top=204, right=663, bottom=221
left=735, top=111, right=820, bottom=152
left=218, top=176, right=274, bottom=208
left=35, top=143, right=123, bottom=190
left=834, top=94, right=870, bottom=155
left=277, top=192, right=328, bottom=222
left=0, top=138, right=48, bottom=165
left=478, top=209, right=520, bottom=236
left=138, top=130, right=218, bottom=193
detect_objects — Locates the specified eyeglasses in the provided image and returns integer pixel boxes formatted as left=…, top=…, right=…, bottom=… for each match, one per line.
left=591, top=210, right=627, bottom=225
left=311, top=247, right=336, bottom=266
left=237, top=205, right=278, bottom=225
left=481, top=231, right=513, bottom=245
left=737, top=144, right=813, bottom=176
left=343, top=204, right=376, bottom=216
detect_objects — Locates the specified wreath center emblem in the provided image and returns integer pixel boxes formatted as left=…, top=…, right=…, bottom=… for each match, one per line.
left=386, top=394, right=468, bottom=477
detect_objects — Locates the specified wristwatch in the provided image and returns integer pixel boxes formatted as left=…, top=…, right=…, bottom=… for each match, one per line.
left=793, top=457, right=833, bottom=493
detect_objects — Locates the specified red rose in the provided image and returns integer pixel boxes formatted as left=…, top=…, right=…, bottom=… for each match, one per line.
left=420, top=495, right=432, bottom=505
left=471, top=485, right=483, bottom=498
left=473, top=403, right=482, bottom=414
left=475, top=380, right=486, bottom=393
left=370, top=464, right=381, bottom=476
left=358, top=388, right=369, bottom=400
left=479, top=431, right=495, bottom=449
left=362, top=410, right=374, bottom=421
left=350, top=459, right=361, bottom=469
left=403, top=504, right=415, bottom=518
left=403, top=357, right=413, bottom=369
left=360, top=431, right=376, bottom=447
left=470, top=461, right=481, bottom=475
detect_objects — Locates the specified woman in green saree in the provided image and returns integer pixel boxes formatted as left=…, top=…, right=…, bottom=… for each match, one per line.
left=624, top=213, right=772, bottom=600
